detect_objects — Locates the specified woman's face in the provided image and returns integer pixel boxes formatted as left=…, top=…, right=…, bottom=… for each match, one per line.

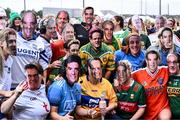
left=129, top=35, right=141, bottom=56
left=161, top=30, right=173, bottom=49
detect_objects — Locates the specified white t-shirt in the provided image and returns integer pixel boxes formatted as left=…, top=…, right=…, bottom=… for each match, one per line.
left=0, top=56, right=13, bottom=91
left=13, top=85, right=50, bottom=120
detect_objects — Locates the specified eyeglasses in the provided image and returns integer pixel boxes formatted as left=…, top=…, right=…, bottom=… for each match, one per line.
left=167, top=61, right=178, bottom=64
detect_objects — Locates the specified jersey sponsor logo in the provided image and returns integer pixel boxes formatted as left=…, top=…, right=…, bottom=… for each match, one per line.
left=89, top=98, right=100, bottom=108
left=158, top=78, right=163, bottom=85
left=167, top=87, right=180, bottom=96
left=30, top=97, right=37, bottom=101
left=17, top=48, right=40, bottom=60
left=145, top=85, right=164, bottom=96
left=81, top=95, right=109, bottom=108
left=118, top=101, right=138, bottom=112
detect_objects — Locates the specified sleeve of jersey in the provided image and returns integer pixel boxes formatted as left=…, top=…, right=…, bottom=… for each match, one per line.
left=107, top=81, right=118, bottom=105
left=79, top=50, right=89, bottom=74
left=47, top=82, right=62, bottom=106
left=75, top=83, right=82, bottom=105
left=13, top=92, right=28, bottom=110
left=39, top=50, right=50, bottom=70
left=114, top=50, right=124, bottom=63
left=137, top=85, right=146, bottom=108
left=131, top=71, right=140, bottom=84
left=106, top=53, right=115, bottom=71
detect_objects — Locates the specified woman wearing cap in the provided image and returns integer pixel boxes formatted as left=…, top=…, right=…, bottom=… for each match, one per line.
left=9, top=12, right=22, bottom=32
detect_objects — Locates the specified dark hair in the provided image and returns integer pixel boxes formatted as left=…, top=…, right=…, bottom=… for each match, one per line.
left=158, top=27, right=173, bottom=39
left=64, top=54, right=81, bottom=68
left=89, top=27, right=103, bottom=39
left=83, top=6, right=94, bottom=15
left=114, top=15, right=124, bottom=28
left=62, top=55, right=81, bottom=79
left=145, top=49, right=160, bottom=60
left=56, top=10, right=69, bottom=23
left=24, top=63, right=43, bottom=75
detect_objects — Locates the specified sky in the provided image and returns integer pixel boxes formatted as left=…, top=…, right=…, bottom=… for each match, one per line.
left=1, top=0, right=180, bottom=15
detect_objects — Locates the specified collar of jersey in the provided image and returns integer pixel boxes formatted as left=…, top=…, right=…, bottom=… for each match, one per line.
left=18, top=31, right=37, bottom=41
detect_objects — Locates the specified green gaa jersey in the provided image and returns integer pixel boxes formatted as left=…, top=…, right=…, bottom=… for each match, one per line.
left=79, top=43, right=115, bottom=75
left=116, top=80, right=146, bottom=119
left=103, top=36, right=121, bottom=52
left=167, top=74, right=180, bottom=118
left=48, top=57, right=66, bottom=81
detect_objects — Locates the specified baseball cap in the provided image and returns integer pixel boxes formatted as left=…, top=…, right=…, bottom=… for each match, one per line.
left=10, top=12, right=21, bottom=23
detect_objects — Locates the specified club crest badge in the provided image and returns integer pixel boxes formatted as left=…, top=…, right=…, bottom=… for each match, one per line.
left=158, top=78, right=163, bottom=85
left=102, top=57, right=107, bottom=63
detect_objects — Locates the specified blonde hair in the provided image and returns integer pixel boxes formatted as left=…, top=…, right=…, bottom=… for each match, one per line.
left=117, top=60, right=132, bottom=76
left=0, top=28, right=16, bottom=77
